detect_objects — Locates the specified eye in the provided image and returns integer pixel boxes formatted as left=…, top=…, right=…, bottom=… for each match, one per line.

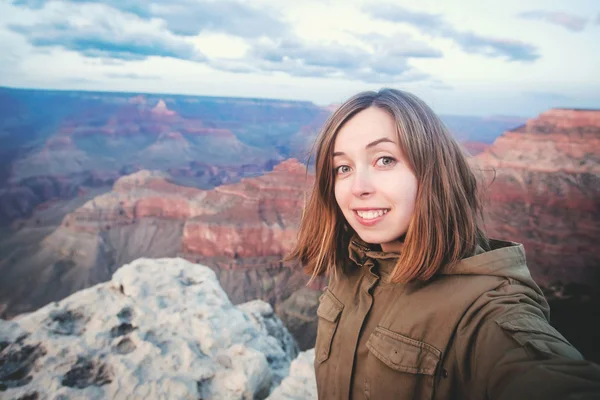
left=335, top=165, right=352, bottom=175
left=376, top=156, right=396, bottom=167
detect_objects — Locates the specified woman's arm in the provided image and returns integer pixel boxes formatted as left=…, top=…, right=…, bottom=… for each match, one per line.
left=455, top=281, right=600, bottom=399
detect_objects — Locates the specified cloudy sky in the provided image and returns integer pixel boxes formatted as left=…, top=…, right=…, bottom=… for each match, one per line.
left=1, top=0, right=599, bottom=116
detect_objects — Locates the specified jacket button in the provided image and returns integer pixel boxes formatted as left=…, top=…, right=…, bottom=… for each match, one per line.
left=442, top=368, right=449, bottom=378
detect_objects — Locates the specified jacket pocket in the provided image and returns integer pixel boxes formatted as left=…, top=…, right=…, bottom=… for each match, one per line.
left=365, top=326, right=441, bottom=399
left=315, top=289, right=344, bottom=363
left=367, top=326, right=441, bottom=374
left=496, top=312, right=583, bottom=359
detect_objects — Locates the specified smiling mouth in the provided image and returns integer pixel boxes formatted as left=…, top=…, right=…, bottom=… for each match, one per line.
left=354, top=209, right=389, bottom=220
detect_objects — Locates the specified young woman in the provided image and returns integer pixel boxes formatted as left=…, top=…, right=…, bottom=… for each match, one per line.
left=288, top=88, right=600, bottom=399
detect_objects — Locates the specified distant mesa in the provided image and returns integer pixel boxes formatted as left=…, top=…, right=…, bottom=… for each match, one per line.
left=477, top=108, right=600, bottom=173
left=151, top=99, right=177, bottom=117
left=323, top=103, right=340, bottom=113
left=512, top=108, right=600, bottom=132
left=42, top=136, right=76, bottom=152
left=272, top=158, right=308, bottom=174
left=157, top=131, right=187, bottom=141
left=128, top=94, right=147, bottom=105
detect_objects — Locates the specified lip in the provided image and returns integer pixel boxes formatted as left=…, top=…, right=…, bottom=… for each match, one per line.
left=352, top=208, right=389, bottom=227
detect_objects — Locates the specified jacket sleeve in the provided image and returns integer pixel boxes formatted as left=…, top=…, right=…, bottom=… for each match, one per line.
left=455, top=280, right=600, bottom=400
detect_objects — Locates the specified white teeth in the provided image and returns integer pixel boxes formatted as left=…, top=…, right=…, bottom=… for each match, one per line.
left=356, top=209, right=388, bottom=219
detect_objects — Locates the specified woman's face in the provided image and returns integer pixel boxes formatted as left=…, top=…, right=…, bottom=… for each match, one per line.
left=333, top=107, right=418, bottom=252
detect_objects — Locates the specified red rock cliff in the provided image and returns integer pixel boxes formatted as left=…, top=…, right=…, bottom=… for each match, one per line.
left=474, top=108, right=600, bottom=287
left=181, top=159, right=312, bottom=259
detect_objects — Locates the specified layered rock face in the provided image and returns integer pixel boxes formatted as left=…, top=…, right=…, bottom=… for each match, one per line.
left=51, top=159, right=311, bottom=265
left=181, top=159, right=309, bottom=259
left=475, top=108, right=600, bottom=287
left=0, top=258, right=300, bottom=399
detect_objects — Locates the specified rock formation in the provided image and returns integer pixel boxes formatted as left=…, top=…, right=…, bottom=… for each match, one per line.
left=267, top=349, right=317, bottom=400
left=181, top=159, right=310, bottom=259
left=475, top=108, right=600, bottom=288
left=0, top=257, right=300, bottom=399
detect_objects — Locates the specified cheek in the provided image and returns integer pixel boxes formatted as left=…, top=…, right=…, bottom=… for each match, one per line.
left=389, top=173, right=418, bottom=206
left=333, top=181, right=345, bottom=207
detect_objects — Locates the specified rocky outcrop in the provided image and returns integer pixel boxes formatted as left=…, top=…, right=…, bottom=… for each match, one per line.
left=0, top=257, right=299, bottom=399
left=475, top=108, right=600, bottom=287
left=267, top=349, right=317, bottom=400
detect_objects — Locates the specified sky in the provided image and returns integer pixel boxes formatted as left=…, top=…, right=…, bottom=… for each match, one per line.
left=0, top=0, right=599, bottom=116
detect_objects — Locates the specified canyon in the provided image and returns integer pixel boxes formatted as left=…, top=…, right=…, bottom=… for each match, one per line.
left=1, top=87, right=597, bottom=360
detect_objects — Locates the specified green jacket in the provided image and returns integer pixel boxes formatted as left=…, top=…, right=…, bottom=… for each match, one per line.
left=314, top=238, right=600, bottom=399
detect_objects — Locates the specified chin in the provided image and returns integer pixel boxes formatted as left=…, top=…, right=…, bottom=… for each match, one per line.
left=355, top=231, right=398, bottom=246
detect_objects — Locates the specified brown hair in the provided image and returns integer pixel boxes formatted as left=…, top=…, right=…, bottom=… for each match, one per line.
left=287, top=88, right=489, bottom=283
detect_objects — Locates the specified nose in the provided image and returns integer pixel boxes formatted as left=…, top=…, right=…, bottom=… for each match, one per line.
left=350, top=168, right=374, bottom=198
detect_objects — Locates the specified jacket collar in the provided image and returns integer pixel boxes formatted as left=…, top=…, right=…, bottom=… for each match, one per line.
left=348, top=235, right=399, bottom=281
left=347, top=234, right=536, bottom=288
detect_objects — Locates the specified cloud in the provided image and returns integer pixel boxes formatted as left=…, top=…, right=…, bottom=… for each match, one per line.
left=518, top=10, right=588, bottom=32
left=105, top=72, right=162, bottom=80
left=11, top=0, right=45, bottom=9
left=367, top=6, right=444, bottom=31
left=151, top=1, right=289, bottom=37
left=233, top=36, right=433, bottom=84
left=429, top=80, right=453, bottom=91
left=12, top=0, right=290, bottom=38
left=252, top=38, right=365, bottom=71
left=7, top=0, right=438, bottom=85
left=359, top=33, right=443, bottom=59
left=62, top=77, right=98, bottom=84
left=525, top=91, right=574, bottom=102
left=8, top=3, right=205, bottom=61
left=365, top=4, right=540, bottom=62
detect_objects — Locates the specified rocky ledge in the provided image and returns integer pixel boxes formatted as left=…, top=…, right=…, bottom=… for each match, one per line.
left=0, top=258, right=318, bottom=399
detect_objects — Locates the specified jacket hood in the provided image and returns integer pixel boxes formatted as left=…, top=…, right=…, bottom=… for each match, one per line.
left=348, top=235, right=542, bottom=295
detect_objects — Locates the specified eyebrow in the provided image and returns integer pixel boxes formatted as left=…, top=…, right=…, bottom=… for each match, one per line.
left=333, top=137, right=396, bottom=157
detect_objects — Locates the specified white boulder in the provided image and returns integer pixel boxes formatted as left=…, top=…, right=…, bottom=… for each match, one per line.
left=0, top=257, right=299, bottom=400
